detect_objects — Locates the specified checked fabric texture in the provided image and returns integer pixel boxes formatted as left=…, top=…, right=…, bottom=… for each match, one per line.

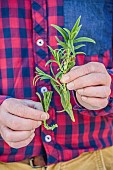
left=0, top=0, right=113, bottom=165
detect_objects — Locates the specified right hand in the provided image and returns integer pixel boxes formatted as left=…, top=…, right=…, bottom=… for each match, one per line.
left=0, top=98, right=49, bottom=148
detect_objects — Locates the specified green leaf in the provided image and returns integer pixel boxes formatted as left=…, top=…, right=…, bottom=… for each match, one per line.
left=74, top=37, right=96, bottom=44
left=43, top=91, right=53, bottom=112
left=75, top=44, right=86, bottom=50
left=45, top=60, right=57, bottom=66
left=35, top=67, right=51, bottom=80
left=55, top=36, right=68, bottom=48
left=63, top=28, right=71, bottom=38
left=50, top=79, right=61, bottom=95
left=75, top=52, right=86, bottom=55
left=71, top=15, right=81, bottom=34
left=71, top=24, right=82, bottom=40
left=36, top=92, right=42, bottom=103
left=51, top=24, right=68, bottom=42
left=50, top=64, right=55, bottom=77
left=55, top=71, right=62, bottom=79
left=47, top=45, right=55, bottom=56
left=60, top=90, right=75, bottom=122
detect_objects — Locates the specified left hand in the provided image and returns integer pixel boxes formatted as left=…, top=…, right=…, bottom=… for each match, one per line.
left=61, top=62, right=111, bottom=110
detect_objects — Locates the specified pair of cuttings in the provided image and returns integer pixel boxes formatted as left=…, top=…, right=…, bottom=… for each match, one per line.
left=33, top=16, right=96, bottom=130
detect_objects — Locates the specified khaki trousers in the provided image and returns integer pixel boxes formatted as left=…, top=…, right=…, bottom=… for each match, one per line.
left=0, top=146, right=113, bottom=170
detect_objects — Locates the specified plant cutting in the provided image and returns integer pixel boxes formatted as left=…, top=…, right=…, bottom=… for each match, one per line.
left=33, top=16, right=96, bottom=130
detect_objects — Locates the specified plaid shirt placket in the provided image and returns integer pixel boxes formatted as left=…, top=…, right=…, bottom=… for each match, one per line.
left=0, top=0, right=42, bottom=162
left=0, top=0, right=113, bottom=165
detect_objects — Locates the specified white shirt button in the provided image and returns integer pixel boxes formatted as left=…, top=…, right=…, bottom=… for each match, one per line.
left=41, top=86, right=48, bottom=94
left=45, top=135, right=51, bottom=142
left=36, top=39, right=44, bottom=46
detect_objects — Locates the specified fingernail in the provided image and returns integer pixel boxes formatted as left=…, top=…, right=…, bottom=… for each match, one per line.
left=67, top=83, right=74, bottom=90
left=81, top=96, right=87, bottom=101
left=41, top=113, right=49, bottom=120
left=77, top=89, right=83, bottom=95
left=61, top=75, right=70, bottom=82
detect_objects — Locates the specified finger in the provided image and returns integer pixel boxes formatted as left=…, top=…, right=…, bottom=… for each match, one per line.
left=61, top=62, right=106, bottom=83
left=22, top=100, right=43, bottom=111
left=67, top=73, right=107, bottom=90
left=6, top=133, right=35, bottom=149
left=70, top=66, right=79, bottom=71
left=0, top=111, right=42, bottom=131
left=0, top=126, right=35, bottom=142
left=76, top=91, right=99, bottom=110
left=77, top=86, right=111, bottom=98
left=3, top=98, right=49, bottom=121
left=81, top=96, right=108, bottom=108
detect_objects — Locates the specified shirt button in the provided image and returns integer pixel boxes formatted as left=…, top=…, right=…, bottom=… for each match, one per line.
left=36, top=39, right=44, bottom=46
left=45, top=135, right=51, bottom=142
left=41, top=86, right=48, bottom=94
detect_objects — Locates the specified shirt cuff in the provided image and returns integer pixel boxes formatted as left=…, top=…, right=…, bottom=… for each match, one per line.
left=71, top=91, right=113, bottom=117
left=71, top=90, right=86, bottom=110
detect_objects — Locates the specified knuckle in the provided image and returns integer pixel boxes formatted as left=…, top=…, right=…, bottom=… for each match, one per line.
left=108, top=74, right=111, bottom=85
left=82, top=88, right=85, bottom=95
left=1, top=99, right=10, bottom=108
left=0, top=112, right=4, bottom=123
left=99, top=63, right=106, bottom=71
left=73, top=80, right=76, bottom=88
left=93, top=74, right=100, bottom=84
left=98, top=62, right=105, bottom=69
left=4, top=132, right=12, bottom=141
left=11, top=120, right=20, bottom=130
left=32, top=121, right=41, bottom=129
left=95, top=100, right=100, bottom=107
left=16, top=105, right=26, bottom=117
left=37, top=121, right=42, bottom=127
left=100, top=99, right=108, bottom=108
left=2, top=98, right=17, bottom=113
left=31, top=122, right=37, bottom=130
left=68, top=73, right=71, bottom=80
left=103, top=87, right=111, bottom=97
left=2, top=98, right=14, bottom=108
left=86, top=63, right=95, bottom=73
left=95, top=62, right=105, bottom=71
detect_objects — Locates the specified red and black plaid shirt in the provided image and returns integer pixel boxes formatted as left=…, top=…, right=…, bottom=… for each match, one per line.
left=0, top=0, right=113, bottom=165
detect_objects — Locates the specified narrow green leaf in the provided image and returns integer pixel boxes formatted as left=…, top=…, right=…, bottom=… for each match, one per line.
left=51, top=24, right=68, bottom=42
left=36, top=92, right=42, bottom=103
left=45, top=60, right=57, bottom=66
left=55, top=71, right=62, bottom=79
left=43, top=91, right=53, bottom=112
left=63, top=28, right=71, bottom=37
left=74, top=37, right=96, bottom=44
left=71, top=25, right=82, bottom=40
left=50, top=64, right=55, bottom=77
left=75, top=44, right=86, bottom=50
left=51, top=79, right=61, bottom=95
left=55, top=36, right=68, bottom=48
left=71, top=15, right=81, bottom=34
left=75, top=52, right=86, bottom=55
left=47, top=45, right=55, bottom=56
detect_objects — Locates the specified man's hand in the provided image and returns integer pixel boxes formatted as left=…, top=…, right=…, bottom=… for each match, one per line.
left=0, top=98, right=49, bottom=148
left=61, top=62, right=111, bottom=110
